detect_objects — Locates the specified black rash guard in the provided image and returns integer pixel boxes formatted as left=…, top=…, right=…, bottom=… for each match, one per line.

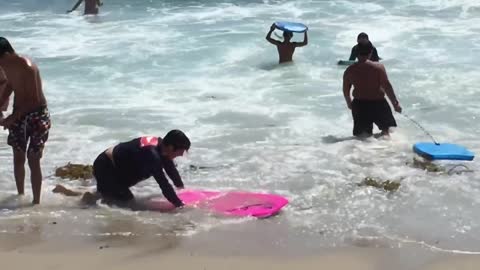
left=112, top=136, right=184, bottom=207
left=349, top=44, right=380, bottom=62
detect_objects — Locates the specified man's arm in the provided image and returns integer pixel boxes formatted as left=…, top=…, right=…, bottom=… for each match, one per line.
left=349, top=45, right=357, bottom=61
left=379, top=65, right=401, bottom=113
left=0, top=87, right=12, bottom=125
left=163, top=159, right=184, bottom=189
left=0, top=67, right=9, bottom=113
left=0, top=87, right=12, bottom=111
left=152, top=166, right=184, bottom=207
left=0, top=85, right=19, bottom=128
left=150, top=152, right=184, bottom=207
left=266, top=24, right=281, bottom=46
left=343, top=69, right=353, bottom=109
left=294, top=31, right=308, bottom=47
left=67, top=0, right=83, bottom=13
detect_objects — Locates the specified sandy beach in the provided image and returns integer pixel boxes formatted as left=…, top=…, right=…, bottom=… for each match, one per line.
left=2, top=241, right=480, bottom=270
left=2, top=226, right=480, bottom=270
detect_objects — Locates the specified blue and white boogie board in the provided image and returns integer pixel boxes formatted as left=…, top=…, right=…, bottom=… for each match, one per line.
left=413, top=142, right=475, bottom=161
left=274, top=21, right=308, bottom=33
left=337, top=60, right=356, bottom=66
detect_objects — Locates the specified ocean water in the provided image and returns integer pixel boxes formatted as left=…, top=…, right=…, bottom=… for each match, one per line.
left=0, top=0, right=479, bottom=254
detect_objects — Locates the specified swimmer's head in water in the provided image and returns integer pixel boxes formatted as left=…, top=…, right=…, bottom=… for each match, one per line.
left=0, top=37, right=15, bottom=57
left=357, top=32, right=369, bottom=45
left=283, top=31, right=293, bottom=41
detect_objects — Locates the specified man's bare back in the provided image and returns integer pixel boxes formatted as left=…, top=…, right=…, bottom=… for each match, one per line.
left=84, top=0, right=99, bottom=14
left=0, top=55, right=47, bottom=120
left=344, top=60, right=389, bottom=100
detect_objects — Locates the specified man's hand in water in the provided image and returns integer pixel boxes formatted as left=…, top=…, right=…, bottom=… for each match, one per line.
left=346, top=100, right=352, bottom=110
left=270, top=23, right=276, bottom=31
left=394, top=103, right=402, bottom=113
left=177, top=204, right=192, bottom=212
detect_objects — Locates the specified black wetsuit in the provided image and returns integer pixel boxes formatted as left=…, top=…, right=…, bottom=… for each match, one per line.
left=349, top=44, right=380, bottom=62
left=92, top=136, right=184, bottom=207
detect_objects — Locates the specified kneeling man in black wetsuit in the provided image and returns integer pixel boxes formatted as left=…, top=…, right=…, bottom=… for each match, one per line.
left=53, top=130, right=190, bottom=208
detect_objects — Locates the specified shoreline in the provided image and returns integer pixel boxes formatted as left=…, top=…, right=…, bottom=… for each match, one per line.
left=2, top=230, right=480, bottom=270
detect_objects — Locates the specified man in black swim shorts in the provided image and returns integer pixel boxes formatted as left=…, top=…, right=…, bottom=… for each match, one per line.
left=343, top=42, right=402, bottom=137
left=349, top=32, right=380, bottom=62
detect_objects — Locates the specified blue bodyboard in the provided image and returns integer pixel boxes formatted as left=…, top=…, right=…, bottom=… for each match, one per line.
left=337, top=60, right=356, bottom=66
left=274, top=21, right=308, bottom=33
left=413, top=142, right=475, bottom=161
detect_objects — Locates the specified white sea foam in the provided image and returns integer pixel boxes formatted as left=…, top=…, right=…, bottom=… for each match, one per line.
left=0, top=0, right=479, bottom=252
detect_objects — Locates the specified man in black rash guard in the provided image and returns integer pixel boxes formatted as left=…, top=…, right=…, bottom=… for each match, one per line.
left=349, top=32, right=380, bottom=62
left=53, top=130, right=190, bottom=209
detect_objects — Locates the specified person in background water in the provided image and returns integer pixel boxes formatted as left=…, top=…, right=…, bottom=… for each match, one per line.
left=0, top=37, right=51, bottom=205
left=53, top=130, right=190, bottom=209
left=343, top=41, right=401, bottom=138
left=67, top=0, right=103, bottom=15
left=349, top=32, right=380, bottom=62
left=266, top=23, right=308, bottom=64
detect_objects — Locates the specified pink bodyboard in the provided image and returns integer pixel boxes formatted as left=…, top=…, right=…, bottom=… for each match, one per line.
left=148, top=190, right=289, bottom=218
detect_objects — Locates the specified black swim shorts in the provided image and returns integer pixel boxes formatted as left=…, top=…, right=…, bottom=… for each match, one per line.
left=351, top=98, right=397, bottom=136
left=93, top=152, right=134, bottom=202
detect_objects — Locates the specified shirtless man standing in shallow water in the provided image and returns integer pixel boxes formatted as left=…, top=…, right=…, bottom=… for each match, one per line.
left=266, top=23, right=308, bottom=64
left=67, top=0, right=103, bottom=15
left=343, top=41, right=402, bottom=138
left=0, top=37, right=51, bottom=205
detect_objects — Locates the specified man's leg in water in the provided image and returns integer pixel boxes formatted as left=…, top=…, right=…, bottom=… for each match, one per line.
left=27, top=151, right=44, bottom=204
left=54, top=181, right=137, bottom=209
left=372, top=129, right=390, bottom=139
left=81, top=191, right=101, bottom=204
left=13, top=149, right=26, bottom=196
left=52, top=184, right=100, bottom=204
left=52, top=184, right=83, bottom=196
left=99, top=188, right=136, bottom=208
left=374, top=99, right=396, bottom=138
left=380, top=129, right=390, bottom=137
left=351, top=100, right=374, bottom=138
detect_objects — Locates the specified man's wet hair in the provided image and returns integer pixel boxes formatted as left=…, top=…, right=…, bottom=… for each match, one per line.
left=357, top=41, right=373, bottom=56
left=0, top=37, right=15, bottom=57
left=357, top=32, right=369, bottom=40
left=162, top=130, right=191, bottom=151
